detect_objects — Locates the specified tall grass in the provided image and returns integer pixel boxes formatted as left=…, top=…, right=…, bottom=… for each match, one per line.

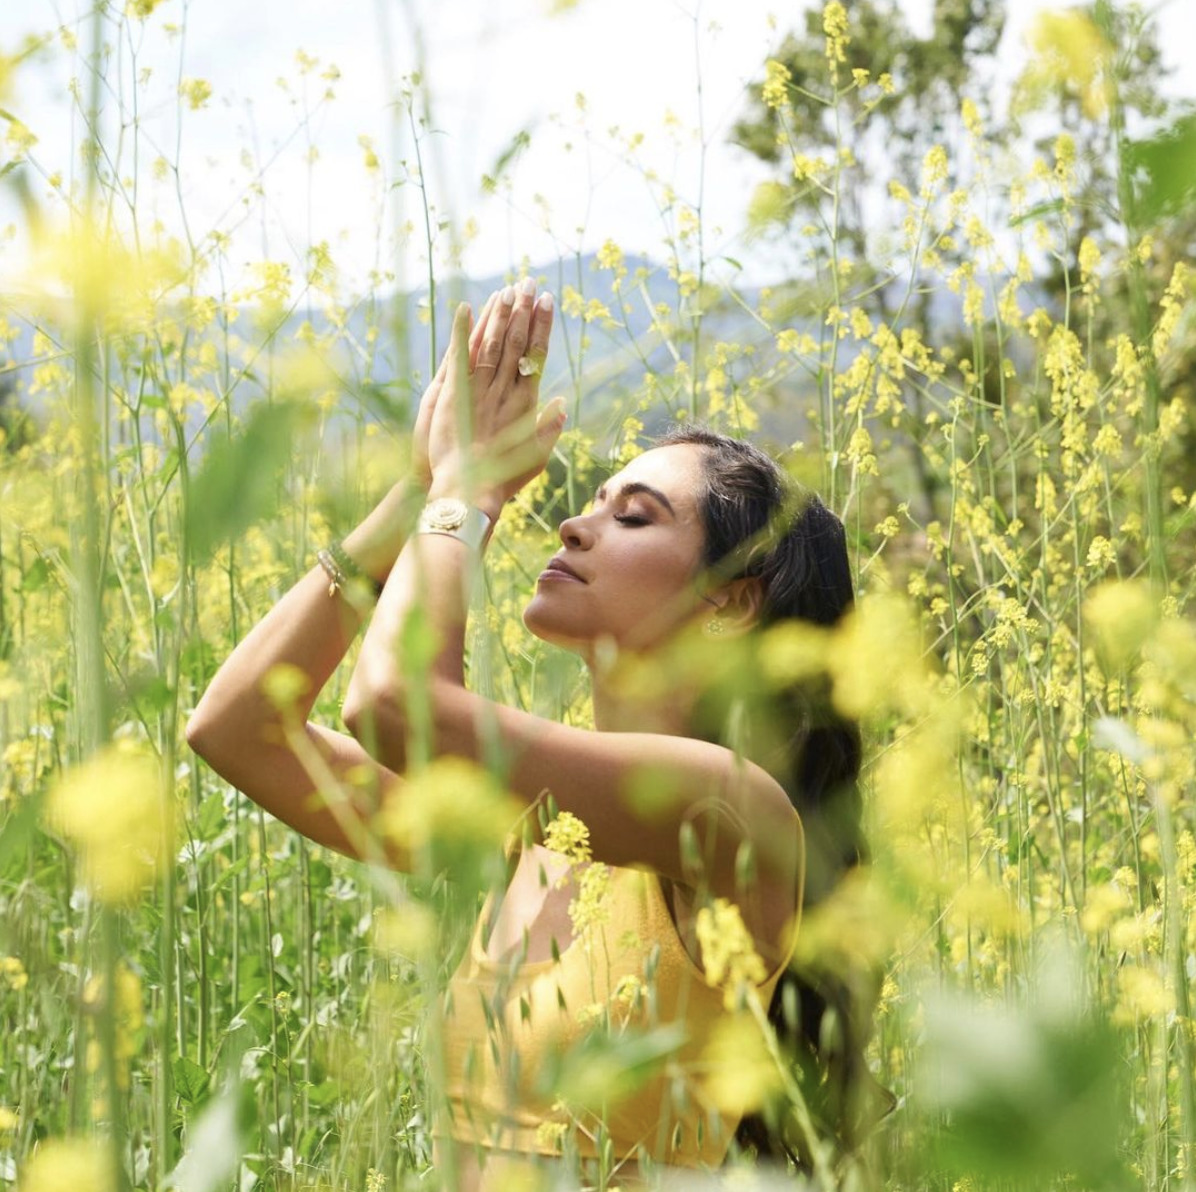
left=1, top=2, right=1195, bottom=1190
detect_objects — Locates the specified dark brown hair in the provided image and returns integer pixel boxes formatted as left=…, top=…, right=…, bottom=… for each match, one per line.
left=656, top=424, right=878, bottom=1168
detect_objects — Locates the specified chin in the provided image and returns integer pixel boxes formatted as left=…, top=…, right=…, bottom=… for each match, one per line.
left=522, top=600, right=591, bottom=655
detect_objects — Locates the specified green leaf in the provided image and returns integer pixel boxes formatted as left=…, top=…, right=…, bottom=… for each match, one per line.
left=1125, top=113, right=1196, bottom=223
left=185, top=400, right=314, bottom=566
left=304, top=1078, right=341, bottom=1108
left=482, top=127, right=532, bottom=194
left=169, top=1083, right=255, bottom=1192
left=1008, top=199, right=1067, bottom=228
left=195, top=791, right=227, bottom=841
left=20, top=555, right=52, bottom=592
left=171, top=1054, right=211, bottom=1105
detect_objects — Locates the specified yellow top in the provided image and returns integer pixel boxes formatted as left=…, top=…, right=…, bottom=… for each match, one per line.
left=440, top=858, right=800, bottom=1169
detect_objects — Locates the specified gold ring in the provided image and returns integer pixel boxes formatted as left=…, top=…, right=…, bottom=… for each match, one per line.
left=517, top=355, right=541, bottom=377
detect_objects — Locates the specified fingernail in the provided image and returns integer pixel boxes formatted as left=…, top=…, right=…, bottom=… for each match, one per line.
left=537, top=291, right=554, bottom=312
left=550, top=396, right=567, bottom=422
left=501, top=285, right=516, bottom=305
left=519, top=277, right=536, bottom=297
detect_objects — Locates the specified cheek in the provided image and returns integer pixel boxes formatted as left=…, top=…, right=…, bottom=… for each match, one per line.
left=604, top=543, right=700, bottom=616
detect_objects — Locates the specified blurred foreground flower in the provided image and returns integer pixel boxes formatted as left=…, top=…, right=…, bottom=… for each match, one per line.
left=1017, top=8, right=1113, bottom=119
left=20, top=1136, right=114, bottom=1192
left=700, top=1013, right=782, bottom=1116
left=378, top=757, right=520, bottom=877
left=25, top=220, right=188, bottom=334
left=83, top=963, right=144, bottom=1091
left=828, top=594, right=933, bottom=720
left=45, top=743, right=172, bottom=904
left=1084, top=580, right=1157, bottom=672
left=373, top=902, right=437, bottom=959
left=916, top=948, right=1127, bottom=1188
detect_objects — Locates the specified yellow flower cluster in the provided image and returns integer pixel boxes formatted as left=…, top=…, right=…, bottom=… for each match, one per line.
left=568, top=862, right=611, bottom=939
left=1, top=956, right=28, bottom=991
left=762, top=59, right=791, bottom=110
left=695, top=898, right=766, bottom=1010
left=542, top=809, right=592, bottom=863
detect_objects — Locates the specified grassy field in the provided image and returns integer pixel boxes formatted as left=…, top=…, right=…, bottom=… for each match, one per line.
left=2, top=3, right=1195, bottom=1189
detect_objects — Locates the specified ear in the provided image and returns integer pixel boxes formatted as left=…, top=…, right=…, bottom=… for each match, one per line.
left=708, top=576, right=765, bottom=635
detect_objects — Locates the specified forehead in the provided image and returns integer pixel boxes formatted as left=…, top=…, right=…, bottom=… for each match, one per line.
left=603, top=442, right=707, bottom=502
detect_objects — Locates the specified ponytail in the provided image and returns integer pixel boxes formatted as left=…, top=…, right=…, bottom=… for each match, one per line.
left=655, top=425, right=881, bottom=1169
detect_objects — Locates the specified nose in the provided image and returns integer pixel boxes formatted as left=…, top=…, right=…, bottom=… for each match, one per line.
left=558, top=509, right=595, bottom=550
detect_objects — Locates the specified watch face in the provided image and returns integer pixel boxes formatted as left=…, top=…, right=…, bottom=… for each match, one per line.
left=425, top=497, right=469, bottom=530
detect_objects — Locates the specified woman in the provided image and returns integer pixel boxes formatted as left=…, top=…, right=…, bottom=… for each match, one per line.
left=186, top=278, right=868, bottom=1188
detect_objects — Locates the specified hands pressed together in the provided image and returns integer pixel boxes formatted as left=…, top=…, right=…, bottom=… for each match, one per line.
left=412, top=278, right=564, bottom=523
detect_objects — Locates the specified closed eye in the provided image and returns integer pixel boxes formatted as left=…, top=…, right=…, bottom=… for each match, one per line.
left=613, top=514, right=650, bottom=527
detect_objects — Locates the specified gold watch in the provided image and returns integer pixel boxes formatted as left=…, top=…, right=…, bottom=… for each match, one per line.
left=416, top=497, right=492, bottom=550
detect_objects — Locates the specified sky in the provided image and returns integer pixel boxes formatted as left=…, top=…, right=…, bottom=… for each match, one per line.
left=1, top=0, right=1194, bottom=296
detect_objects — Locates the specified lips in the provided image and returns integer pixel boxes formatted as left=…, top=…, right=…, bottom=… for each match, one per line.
left=540, top=556, right=586, bottom=582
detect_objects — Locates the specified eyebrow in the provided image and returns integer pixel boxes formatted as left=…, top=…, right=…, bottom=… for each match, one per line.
left=595, top=481, right=677, bottom=518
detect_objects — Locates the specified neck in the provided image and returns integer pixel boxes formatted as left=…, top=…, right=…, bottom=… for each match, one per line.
left=588, top=645, right=696, bottom=735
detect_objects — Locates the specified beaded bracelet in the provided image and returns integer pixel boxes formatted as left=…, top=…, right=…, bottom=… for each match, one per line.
left=317, top=543, right=384, bottom=600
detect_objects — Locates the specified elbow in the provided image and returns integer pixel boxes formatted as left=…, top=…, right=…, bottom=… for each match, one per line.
left=184, top=692, right=235, bottom=769
left=184, top=700, right=215, bottom=759
left=342, top=674, right=406, bottom=756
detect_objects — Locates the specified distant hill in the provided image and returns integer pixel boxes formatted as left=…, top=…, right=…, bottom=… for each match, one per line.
left=1, top=252, right=970, bottom=451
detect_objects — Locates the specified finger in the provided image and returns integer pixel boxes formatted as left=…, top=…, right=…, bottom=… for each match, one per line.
left=437, top=301, right=473, bottom=418
left=536, top=395, right=567, bottom=445
left=487, top=397, right=568, bottom=496
left=515, top=290, right=553, bottom=398
left=474, top=284, right=516, bottom=377
left=469, top=290, right=499, bottom=371
left=488, top=396, right=566, bottom=468
left=493, top=277, right=537, bottom=397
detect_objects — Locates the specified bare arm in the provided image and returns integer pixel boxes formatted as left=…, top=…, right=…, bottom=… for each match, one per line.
left=186, top=294, right=505, bottom=862
left=185, top=482, right=413, bottom=861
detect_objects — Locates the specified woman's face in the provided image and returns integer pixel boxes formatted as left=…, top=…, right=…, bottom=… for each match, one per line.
left=523, top=443, right=710, bottom=655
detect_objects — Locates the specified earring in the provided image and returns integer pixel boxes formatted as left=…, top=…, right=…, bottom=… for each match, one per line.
left=704, top=616, right=724, bottom=636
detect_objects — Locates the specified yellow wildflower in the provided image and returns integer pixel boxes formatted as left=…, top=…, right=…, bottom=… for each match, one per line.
left=921, top=145, right=949, bottom=195
left=543, top=809, right=592, bottom=863
left=535, top=1119, right=568, bottom=1153
left=823, top=1, right=849, bottom=67
left=595, top=238, right=625, bottom=273
left=1084, top=581, right=1157, bottom=671
left=46, top=743, right=172, bottom=905
left=961, top=97, right=982, bottom=137
left=568, top=863, right=611, bottom=937
left=379, top=758, right=520, bottom=861
left=178, top=77, right=212, bottom=111
left=696, top=898, right=766, bottom=1009
left=1, top=956, right=28, bottom=991
left=700, top=1013, right=781, bottom=1115
left=1022, top=9, right=1112, bottom=119
left=1113, top=965, right=1175, bottom=1025
left=1153, top=262, right=1192, bottom=359
left=762, top=59, right=791, bottom=109
left=1085, top=536, right=1117, bottom=572
left=20, top=1137, right=114, bottom=1192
